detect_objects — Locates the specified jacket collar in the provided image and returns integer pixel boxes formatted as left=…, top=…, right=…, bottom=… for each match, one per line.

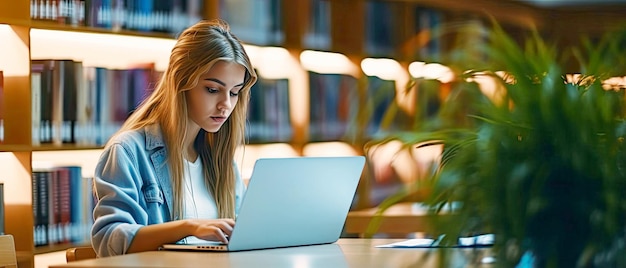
left=145, top=124, right=165, bottom=150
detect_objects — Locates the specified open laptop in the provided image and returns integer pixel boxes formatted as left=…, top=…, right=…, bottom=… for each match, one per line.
left=161, top=156, right=366, bottom=252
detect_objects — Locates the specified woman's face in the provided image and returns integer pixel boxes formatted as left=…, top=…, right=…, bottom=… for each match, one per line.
left=185, top=60, right=246, bottom=133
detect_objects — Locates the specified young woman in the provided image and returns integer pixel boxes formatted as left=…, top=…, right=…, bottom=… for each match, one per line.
left=91, top=19, right=258, bottom=257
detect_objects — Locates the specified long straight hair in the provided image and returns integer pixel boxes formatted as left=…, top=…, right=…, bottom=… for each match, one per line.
left=110, top=19, right=257, bottom=219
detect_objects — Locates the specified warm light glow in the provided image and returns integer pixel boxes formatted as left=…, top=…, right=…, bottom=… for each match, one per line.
left=603, top=76, right=626, bottom=90
left=361, top=58, right=405, bottom=81
left=367, top=140, right=442, bottom=184
left=565, top=73, right=583, bottom=85
left=32, top=149, right=104, bottom=178
left=30, top=28, right=175, bottom=71
left=293, top=255, right=312, bottom=268
left=0, top=152, right=32, bottom=204
left=235, top=144, right=299, bottom=181
left=244, top=45, right=308, bottom=134
left=466, top=71, right=507, bottom=104
left=566, top=73, right=626, bottom=90
left=245, top=45, right=297, bottom=79
left=302, top=142, right=359, bottom=157
left=408, top=61, right=455, bottom=83
left=361, top=58, right=412, bottom=113
left=299, top=50, right=359, bottom=77
left=0, top=24, right=30, bottom=76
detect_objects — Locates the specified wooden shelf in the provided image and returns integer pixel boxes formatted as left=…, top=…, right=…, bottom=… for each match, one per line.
left=30, top=20, right=177, bottom=39
left=34, top=243, right=90, bottom=255
left=17, top=250, right=34, bottom=267
left=0, top=144, right=103, bottom=152
left=345, top=202, right=450, bottom=236
left=0, top=17, right=31, bottom=27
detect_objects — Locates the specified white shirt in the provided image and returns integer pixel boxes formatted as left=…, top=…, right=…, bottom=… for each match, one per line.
left=183, top=156, right=219, bottom=244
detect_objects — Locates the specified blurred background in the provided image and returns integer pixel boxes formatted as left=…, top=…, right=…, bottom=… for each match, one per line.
left=1, top=0, right=626, bottom=267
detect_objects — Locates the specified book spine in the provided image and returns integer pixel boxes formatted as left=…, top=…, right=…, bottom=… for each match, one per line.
left=66, top=166, right=84, bottom=243
left=48, top=169, right=60, bottom=244
left=36, top=170, right=50, bottom=246
left=56, top=167, right=71, bottom=244
left=61, top=60, right=77, bottom=144
left=32, top=173, right=40, bottom=244
left=31, top=71, right=42, bottom=146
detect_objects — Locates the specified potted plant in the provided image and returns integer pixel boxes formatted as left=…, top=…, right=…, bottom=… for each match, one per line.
left=360, top=20, right=626, bottom=267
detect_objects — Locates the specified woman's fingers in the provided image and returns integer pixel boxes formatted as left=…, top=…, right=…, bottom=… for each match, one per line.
left=191, top=218, right=236, bottom=243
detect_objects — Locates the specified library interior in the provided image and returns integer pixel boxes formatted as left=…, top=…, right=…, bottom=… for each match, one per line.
left=1, top=0, right=626, bottom=267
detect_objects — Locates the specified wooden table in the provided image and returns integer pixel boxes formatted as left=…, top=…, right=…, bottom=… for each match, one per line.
left=344, top=202, right=444, bottom=236
left=49, top=239, right=493, bottom=268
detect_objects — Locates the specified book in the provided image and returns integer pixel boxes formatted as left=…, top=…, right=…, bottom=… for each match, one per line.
left=32, top=169, right=50, bottom=246
left=60, top=59, right=78, bottom=144
left=47, top=168, right=60, bottom=244
left=32, top=60, right=55, bottom=144
left=31, top=71, right=42, bottom=146
left=55, top=167, right=72, bottom=244
left=63, top=165, right=85, bottom=243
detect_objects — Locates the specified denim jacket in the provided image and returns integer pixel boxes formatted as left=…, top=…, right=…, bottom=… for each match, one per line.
left=91, top=124, right=245, bottom=257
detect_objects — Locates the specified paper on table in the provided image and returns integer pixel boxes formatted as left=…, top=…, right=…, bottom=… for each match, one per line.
left=375, top=238, right=436, bottom=248
left=375, top=234, right=494, bottom=248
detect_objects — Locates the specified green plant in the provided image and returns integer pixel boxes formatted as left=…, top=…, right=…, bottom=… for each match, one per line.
left=362, top=21, right=626, bottom=267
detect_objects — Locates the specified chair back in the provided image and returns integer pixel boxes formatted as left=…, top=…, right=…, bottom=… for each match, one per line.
left=0, top=235, right=17, bottom=268
left=66, top=246, right=97, bottom=262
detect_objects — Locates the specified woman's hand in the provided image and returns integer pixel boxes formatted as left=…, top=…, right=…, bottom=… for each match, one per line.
left=186, top=218, right=235, bottom=243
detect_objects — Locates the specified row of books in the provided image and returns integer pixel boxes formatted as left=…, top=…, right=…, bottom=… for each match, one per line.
left=27, top=60, right=403, bottom=147
left=247, top=77, right=292, bottom=143
left=29, top=0, right=444, bottom=56
left=308, top=72, right=399, bottom=141
left=308, top=72, right=359, bottom=142
left=30, top=0, right=203, bottom=35
left=31, top=59, right=160, bottom=146
left=364, top=2, right=442, bottom=57
left=32, top=165, right=95, bottom=246
left=220, top=0, right=284, bottom=46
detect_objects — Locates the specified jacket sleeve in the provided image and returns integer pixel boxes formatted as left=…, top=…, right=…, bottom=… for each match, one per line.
left=91, top=142, right=147, bottom=257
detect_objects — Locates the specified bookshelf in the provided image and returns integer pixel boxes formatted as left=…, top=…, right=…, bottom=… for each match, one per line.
left=0, top=1, right=624, bottom=267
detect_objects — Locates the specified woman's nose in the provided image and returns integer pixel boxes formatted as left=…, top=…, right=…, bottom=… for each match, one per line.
left=218, top=95, right=231, bottom=110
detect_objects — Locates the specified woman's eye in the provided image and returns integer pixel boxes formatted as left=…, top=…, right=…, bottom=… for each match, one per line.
left=205, top=87, right=218, bottom=93
left=230, top=91, right=239, bottom=97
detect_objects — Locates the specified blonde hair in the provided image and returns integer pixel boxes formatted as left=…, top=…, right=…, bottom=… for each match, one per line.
left=112, top=19, right=257, bottom=220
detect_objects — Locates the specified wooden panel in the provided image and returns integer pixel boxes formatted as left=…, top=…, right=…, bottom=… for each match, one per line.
left=66, top=247, right=97, bottom=262
left=0, top=25, right=31, bottom=146
left=6, top=205, right=34, bottom=268
left=345, top=202, right=452, bottom=236
left=203, top=0, right=220, bottom=20
left=0, top=1, right=30, bottom=26
left=282, top=0, right=310, bottom=49
left=3, top=76, right=31, bottom=146
left=330, top=0, right=365, bottom=55
left=2, top=151, right=33, bottom=268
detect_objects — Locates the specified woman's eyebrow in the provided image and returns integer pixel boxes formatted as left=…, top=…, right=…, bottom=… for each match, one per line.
left=204, top=78, right=226, bottom=86
left=204, top=78, right=244, bottom=88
